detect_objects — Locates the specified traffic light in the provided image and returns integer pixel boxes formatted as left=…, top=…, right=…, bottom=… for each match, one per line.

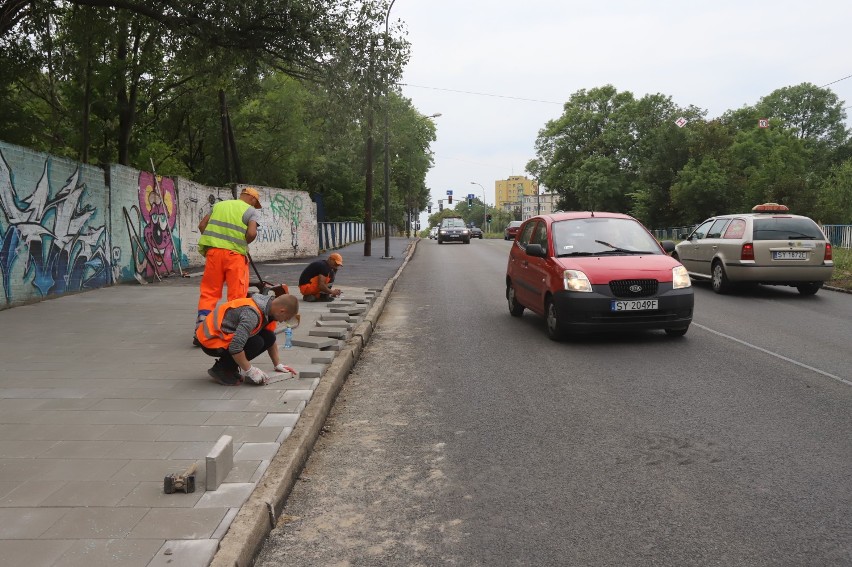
left=486, top=214, right=492, bottom=222
left=467, top=196, right=473, bottom=206
left=448, top=195, right=452, bottom=204
left=439, top=202, right=443, bottom=212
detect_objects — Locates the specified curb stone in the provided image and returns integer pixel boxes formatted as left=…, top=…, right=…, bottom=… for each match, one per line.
left=209, top=239, right=419, bottom=567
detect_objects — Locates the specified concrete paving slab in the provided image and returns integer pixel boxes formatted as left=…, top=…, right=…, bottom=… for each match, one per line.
left=54, top=538, right=165, bottom=567
left=309, top=328, right=348, bottom=339
left=0, top=481, right=66, bottom=507
left=233, top=443, right=279, bottom=461
left=40, top=481, right=139, bottom=507
left=196, top=483, right=254, bottom=508
left=223, top=461, right=262, bottom=484
left=0, top=507, right=67, bottom=538
left=291, top=336, right=337, bottom=349
left=148, top=539, right=219, bottom=567
left=0, top=540, right=73, bottom=567
left=127, top=508, right=228, bottom=539
left=119, top=482, right=204, bottom=508
left=41, top=507, right=148, bottom=539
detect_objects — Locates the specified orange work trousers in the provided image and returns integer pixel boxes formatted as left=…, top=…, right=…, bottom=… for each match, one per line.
left=196, top=248, right=249, bottom=324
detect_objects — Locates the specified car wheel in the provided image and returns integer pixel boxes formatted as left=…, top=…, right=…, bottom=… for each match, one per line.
left=665, top=326, right=689, bottom=337
left=437, top=238, right=443, bottom=244
left=507, top=281, right=524, bottom=317
left=711, top=260, right=732, bottom=294
left=464, top=238, right=470, bottom=244
left=796, top=282, right=822, bottom=296
left=545, top=298, right=565, bottom=341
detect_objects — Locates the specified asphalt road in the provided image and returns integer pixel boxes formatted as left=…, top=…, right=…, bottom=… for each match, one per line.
left=255, top=237, right=852, bottom=566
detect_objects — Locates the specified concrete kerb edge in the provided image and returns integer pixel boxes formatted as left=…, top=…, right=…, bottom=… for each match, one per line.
left=209, top=238, right=420, bottom=567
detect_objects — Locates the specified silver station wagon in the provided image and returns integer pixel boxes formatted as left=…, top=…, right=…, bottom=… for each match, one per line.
left=673, top=203, right=834, bottom=295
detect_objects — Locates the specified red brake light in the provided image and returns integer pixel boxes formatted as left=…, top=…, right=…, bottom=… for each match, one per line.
left=741, top=243, right=754, bottom=261
left=825, top=242, right=833, bottom=261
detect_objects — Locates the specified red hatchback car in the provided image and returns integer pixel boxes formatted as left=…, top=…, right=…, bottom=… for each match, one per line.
left=505, top=212, right=694, bottom=340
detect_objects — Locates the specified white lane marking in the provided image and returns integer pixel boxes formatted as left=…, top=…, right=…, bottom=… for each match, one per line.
left=694, top=323, right=852, bottom=387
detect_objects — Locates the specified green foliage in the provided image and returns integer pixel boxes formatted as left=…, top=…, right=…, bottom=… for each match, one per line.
left=530, top=82, right=851, bottom=227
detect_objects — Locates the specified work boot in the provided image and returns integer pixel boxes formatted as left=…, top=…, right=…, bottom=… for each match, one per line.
left=208, top=360, right=242, bottom=386
left=192, top=336, right=201, bottom=347
left=302, top=295, right=317, bottom=302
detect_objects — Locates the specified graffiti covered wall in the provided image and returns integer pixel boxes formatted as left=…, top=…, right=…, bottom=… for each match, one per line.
left=0, top=142, right=111, bottom=307
left=238, top=184, right=319, bottom=261
left=0, top=141, right=322, bottom=308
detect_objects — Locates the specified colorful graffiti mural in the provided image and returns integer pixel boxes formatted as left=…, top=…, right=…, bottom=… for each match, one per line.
left=0, top=149, right=109, bottom=304
left=123, top=171, right=182, bottom=281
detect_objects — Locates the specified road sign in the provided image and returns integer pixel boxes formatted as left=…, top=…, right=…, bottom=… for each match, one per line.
left=675, top=117, right=687, bottom=128
left=447, top=190, right=453, bottom=195
left=758, top=118, right=769, bottom=128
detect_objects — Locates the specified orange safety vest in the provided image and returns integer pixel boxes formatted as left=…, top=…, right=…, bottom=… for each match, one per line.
left=195, top=298, right=273, bottom=349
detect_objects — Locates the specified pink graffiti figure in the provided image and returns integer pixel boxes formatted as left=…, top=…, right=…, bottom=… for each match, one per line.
left=138, top=172, right=177, bottom=277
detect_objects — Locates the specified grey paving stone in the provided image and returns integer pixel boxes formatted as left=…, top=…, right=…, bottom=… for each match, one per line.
left=156, top=425, right=226, bottom=442
left=291, top=336, right=337, bottom=349
left=222, top=460, right=261, bottom=483
left=119, top=482, right=204, bottom=508
left=169, top=441, right=221, bottom=460
left=0, top=440, right=56, bottom=458
left=203, top=411, right=266, bottom=427
left=88, top=398, right=153, bottom=411
left=311, top=351, right=336, bottom=364
left=0, top=481, right=65, bottom=507
left=222, top=425, right=282, bottom=444
left=0, top=540, right=73, bottom=567
left=127, top=508, right=228, bottom=539
left=41, top=507, right=148, bottom=539
left=234, top=442, right=279, bottom=461
left=210, top=508, right=239, bottom=540
left=195, top=483, right=253, bottom=508
left=31, top=399, right=99, bottom=411
left=148, top=539, right=218, bottom=567
left=0, top=508, right=66, bottom=538
left=205, top=435, right=233, bottom=491
left=259, top=413, right=300, bottom=428
left=39, top=440, right=124, bottom=459
left=153, top=412, right=215, bottom=426
left=281, top=390, right=313, bottom=403
left=319, top=313, right=351, bottom=321
left=39, top=459, right=129, bottom=482
left=53, top=538, right=165, bottom=567
left=113, top=459, right=204, bottom=484
left=276, top=427, right=294, bottom=444
left=97, top=424, right=168, bottom=441
left=40, top=481, right=138, bottom=507
left=309, top=328, right=348, bottom=339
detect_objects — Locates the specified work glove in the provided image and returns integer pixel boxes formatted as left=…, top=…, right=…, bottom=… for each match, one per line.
left=239, top=366, right=269, bottom=385
left=274, top=363, right=298, bottom=376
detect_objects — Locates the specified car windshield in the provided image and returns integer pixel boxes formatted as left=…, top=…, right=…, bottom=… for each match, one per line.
left=441, top=218, right=466, bottom=228
left=552, top=218, right=660, bottom=256
left=753, top=218, right=825, bottom=240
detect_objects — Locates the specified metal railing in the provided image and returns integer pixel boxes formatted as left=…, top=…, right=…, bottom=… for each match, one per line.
left=317, top=221, right=398, bottom=251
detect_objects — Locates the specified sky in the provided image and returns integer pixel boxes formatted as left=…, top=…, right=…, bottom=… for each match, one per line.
left=388, top=0, right=852, bottom=227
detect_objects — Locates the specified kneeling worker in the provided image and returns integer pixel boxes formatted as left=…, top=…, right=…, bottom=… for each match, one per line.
left=298, top=253, right=343, bottom=302
left=196, top=293, right=299, bottom=386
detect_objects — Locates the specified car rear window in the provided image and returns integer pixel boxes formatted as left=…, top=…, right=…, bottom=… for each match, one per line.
left=752, top=218, right=825, bottom=240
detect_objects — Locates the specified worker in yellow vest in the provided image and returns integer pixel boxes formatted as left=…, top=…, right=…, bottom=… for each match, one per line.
left=194, top=187, right=262, bottom=344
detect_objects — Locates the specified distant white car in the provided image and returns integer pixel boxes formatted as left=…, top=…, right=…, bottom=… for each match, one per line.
left=429, top=227, right=438, bottom=239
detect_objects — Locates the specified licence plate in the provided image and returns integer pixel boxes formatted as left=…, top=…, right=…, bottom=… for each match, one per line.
left=611, top=299, right=658, bottom=311
left=773, top=251, right=808, bottom=260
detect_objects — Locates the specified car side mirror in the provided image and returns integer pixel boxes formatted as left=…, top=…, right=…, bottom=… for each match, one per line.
left=525, top=243, right=547, bottom=257
left=660, top=240, right=676, bottom=253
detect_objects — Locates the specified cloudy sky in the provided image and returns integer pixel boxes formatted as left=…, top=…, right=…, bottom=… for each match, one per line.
left=389, top=0, right=852, bottom=225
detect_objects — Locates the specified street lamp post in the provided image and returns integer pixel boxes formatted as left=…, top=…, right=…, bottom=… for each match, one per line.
left=381, top=0, right=398, bottom=259
left=470, top=181, right=487, bottom=231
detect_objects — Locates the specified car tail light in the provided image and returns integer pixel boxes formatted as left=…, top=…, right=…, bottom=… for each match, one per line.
left=741, top=243, right=754, bottom=261
left=824, top=242, right=833, bottom=261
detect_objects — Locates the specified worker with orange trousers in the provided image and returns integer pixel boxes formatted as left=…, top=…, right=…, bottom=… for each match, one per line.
left=194, top=187, right=262, bottom=342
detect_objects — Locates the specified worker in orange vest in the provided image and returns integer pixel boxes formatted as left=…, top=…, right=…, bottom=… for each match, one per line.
left=195, top=293, right=299, bottom=385
left=194, top=187, right=262, bottom=344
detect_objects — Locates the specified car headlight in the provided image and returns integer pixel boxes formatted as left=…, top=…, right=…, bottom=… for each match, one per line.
left=672, top=265, right=691, bottom=289
left=462, top=230, right=469, bottom=234
left=563, top=270, right=592, bottom=292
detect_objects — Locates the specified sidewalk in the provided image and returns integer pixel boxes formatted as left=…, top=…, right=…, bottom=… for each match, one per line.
left=0, top=237, right=417, bottom=567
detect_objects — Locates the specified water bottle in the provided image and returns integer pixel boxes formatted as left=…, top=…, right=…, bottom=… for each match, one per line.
left=284, top=326, right=293, bottom=349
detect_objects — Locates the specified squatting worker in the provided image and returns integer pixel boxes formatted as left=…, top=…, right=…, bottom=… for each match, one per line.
left=196, top=293, right=300, bottom=386
left=299, top=253, right=343, bottom=302
left=194, top=187, right=262, bottom=342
